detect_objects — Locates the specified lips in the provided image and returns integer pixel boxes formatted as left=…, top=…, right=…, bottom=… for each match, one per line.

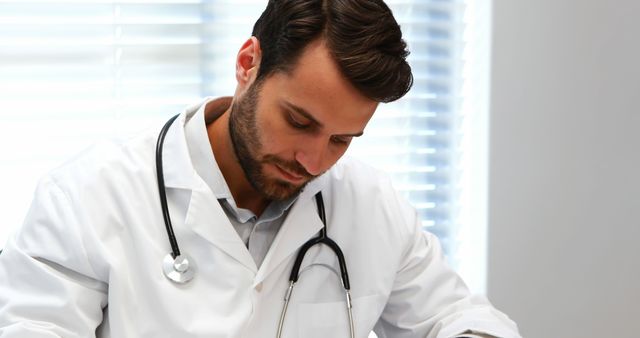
left=274, top=163, right=307, bottom=184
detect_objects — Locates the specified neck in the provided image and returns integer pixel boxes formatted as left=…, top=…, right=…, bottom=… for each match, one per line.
left=207, top=102, right=269, bottom=216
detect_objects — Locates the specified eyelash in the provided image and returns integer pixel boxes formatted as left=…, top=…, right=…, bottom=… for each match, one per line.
left=330, top=135, right=350, bottom=145
left=286, top=111, right=350, bottom=145
left=287, top=113, right=310, bottom=130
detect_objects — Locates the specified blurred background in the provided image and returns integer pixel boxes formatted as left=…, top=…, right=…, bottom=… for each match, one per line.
left=0, top=0, right=638, bottom=337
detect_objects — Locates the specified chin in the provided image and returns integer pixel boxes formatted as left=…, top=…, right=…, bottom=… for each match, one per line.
left=260, top=179, right=307, bottom=201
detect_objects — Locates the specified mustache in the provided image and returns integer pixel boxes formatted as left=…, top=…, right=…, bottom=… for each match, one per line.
left=262, top=154, right=314, bottom=179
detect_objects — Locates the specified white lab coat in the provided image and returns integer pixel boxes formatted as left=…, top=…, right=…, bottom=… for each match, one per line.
left=0, top=105, right=521, bottom=338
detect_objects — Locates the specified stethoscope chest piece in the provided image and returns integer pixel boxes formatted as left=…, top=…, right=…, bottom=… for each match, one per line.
left=163, top=253, right=195, bottom=284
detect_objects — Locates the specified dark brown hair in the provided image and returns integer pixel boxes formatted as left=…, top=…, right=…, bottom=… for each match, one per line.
left=252, top=0, right=413, bottom=103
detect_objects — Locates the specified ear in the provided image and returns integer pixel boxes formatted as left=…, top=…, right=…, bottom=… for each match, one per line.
left=235, top=37, right=262, bottom=88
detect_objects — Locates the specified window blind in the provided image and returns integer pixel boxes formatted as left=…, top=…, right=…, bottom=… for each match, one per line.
left=0, top=0, right=217, bottom=241
left=0, top=1, right=474, bottom=279
left=348, top=0, right=466, bottom=260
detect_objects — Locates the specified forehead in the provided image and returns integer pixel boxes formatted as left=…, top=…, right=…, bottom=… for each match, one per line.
left=264, top=39, right=378, bottom=129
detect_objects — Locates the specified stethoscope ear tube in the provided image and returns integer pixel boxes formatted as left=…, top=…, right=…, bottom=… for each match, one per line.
left=280, top=192, right=354, bottom=338
left=289, top=237, right=322, bottom=283
left=289, top=192, right=351, bottom=290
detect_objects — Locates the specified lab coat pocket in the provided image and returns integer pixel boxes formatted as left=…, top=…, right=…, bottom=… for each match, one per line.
left=297, top=293, right=384, bottom=338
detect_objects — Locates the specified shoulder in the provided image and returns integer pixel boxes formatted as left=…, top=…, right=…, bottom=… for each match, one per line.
left=323, top=156, right=408, bottom=214
left=319, top=158, right=423, bottom=278
left=322, top=156, right=417, bottom=235
left=46, top=127, right=158, bottom=190
left=325, top=156, right=395, bottom=193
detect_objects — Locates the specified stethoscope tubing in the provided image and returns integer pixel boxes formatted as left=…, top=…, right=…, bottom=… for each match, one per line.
left=289, top=231, right=351, bottom=290
left=156, top=114, right=181, bottom=259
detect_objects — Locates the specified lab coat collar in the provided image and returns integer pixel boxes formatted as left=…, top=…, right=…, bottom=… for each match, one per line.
left=184, top=97, right=235, bottom=198
left=161, top=99, right=209, bottom=190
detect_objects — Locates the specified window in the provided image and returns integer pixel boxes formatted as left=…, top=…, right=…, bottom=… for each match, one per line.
left=0, top=0, right=489, bottom=293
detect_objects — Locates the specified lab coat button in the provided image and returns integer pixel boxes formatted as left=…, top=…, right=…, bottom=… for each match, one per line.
left=255, top=282, right=263, bottom=292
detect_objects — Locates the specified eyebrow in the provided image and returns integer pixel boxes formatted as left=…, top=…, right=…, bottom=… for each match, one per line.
left=282, top=101, right=365, bottom=137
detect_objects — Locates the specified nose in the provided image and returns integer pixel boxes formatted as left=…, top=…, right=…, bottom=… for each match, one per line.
left=294, top=138, right=330, bottom=176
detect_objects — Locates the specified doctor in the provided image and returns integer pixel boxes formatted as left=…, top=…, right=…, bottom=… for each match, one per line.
left=0, top=0, right=521, bottom=337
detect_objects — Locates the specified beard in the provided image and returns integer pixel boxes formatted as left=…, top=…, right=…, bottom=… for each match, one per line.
left=228, top=81, right=315, bottom=201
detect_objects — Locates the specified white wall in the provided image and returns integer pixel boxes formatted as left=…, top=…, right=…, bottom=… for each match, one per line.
left=488, top=1, right=640, bottom=337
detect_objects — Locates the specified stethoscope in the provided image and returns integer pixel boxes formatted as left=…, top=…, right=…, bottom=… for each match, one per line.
left=156, top=114, right=355, bottom=337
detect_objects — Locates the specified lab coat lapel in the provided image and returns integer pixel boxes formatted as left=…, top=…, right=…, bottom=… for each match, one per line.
left=184, top=182, right=257, bottom=273
left=254, top=179, right=326, bottom=285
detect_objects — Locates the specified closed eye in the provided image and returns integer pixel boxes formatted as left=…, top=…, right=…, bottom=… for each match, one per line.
left=330, top=135, right=351, bottom=145
left=287, top=111, right=312, bottom=129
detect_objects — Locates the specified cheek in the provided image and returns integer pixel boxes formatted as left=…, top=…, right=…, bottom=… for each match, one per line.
left=255, top=116, right=293, bottom=154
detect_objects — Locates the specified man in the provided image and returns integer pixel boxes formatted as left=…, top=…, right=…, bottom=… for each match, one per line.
left=0, top=0, right=521, bottom=337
